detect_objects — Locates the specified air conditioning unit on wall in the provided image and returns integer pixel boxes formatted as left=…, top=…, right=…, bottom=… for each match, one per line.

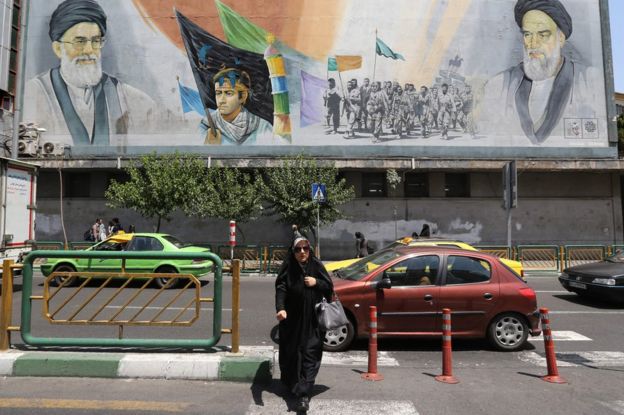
left=40, top=141, right=67, bottom=156
left=18, top=138, right=39, bottom=157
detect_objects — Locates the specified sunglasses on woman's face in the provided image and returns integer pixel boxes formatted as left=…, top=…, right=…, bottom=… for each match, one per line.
left=294, top=245, right=310, bottom=253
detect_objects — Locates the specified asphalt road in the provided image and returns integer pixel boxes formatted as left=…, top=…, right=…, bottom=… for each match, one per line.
left=2, top=271, right=624, bottom=414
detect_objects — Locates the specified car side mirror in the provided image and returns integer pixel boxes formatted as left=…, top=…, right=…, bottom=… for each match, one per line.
left=375, top=277, right=392, bottom=290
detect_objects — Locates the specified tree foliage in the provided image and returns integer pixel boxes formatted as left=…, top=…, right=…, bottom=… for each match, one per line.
left=193, top=167, right=264, bottom=223
left=261, top=155, right=355, bottom=241
left=105, top=152, right=206, bottom=231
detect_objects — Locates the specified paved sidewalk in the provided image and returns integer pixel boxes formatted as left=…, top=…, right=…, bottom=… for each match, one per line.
left=0, top=346, right=274, bottom=382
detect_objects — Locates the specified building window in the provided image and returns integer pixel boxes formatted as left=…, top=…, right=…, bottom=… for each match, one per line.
left=8, top=0, right=21, bottom=95
left=362, top=173, right=386, bottom=197
left=444, top=173, right=470, bottom=197
left=404, top=173, right=429, bottom=197
left=66, top=173, right=91, bottom=198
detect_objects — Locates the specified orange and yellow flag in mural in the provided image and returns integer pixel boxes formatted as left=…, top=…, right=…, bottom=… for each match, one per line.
left=335, top=55, right=362, bottom=72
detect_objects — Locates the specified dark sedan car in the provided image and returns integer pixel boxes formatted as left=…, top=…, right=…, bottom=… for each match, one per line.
left=559, top=252, right=624, bottom=302
left=325, top=246, right=540, bottom=352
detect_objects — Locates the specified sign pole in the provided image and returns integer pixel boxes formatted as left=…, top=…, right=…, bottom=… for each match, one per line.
left=317, top=203, right=321, bottom=259
left=312, top=183, right=327, bottom=260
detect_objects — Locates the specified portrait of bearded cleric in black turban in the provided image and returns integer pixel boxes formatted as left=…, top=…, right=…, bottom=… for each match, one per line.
left=478, top=0, right=600, bottom=145
left=23, top=0, right=159, bottom=146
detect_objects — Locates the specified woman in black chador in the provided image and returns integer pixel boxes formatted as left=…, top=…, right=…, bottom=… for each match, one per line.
left=275, top=237, right=333, bottom=412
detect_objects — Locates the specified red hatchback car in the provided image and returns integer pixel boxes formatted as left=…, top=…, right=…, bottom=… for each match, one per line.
left=325, top=246, right=540, bottom=352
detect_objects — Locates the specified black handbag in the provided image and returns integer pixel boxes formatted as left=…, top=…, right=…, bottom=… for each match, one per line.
left=316, top=297, right=349, bottom=331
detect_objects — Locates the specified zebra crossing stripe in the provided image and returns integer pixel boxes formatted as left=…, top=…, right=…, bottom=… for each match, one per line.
left=246, top=398, right=418, bottom=415
left=601, top=401, right=624, bottom=414
left=528, top=330, right=592, bottom=342
left=520, top=351, right=624, bottom=367
left=320, top=351, right=399, bottom=367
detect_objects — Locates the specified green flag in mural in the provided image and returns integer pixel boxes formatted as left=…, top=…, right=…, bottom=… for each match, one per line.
left=327, top=57, right=338, bottom=71
left=215, top=0, right=267, bottom=54
left=376, top=36, right=405, bottom=61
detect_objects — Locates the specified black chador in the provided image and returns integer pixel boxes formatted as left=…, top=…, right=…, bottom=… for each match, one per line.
left=275, top=249, right=333, bottom=397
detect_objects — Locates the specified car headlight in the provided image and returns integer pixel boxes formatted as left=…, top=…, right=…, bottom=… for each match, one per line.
left=592, top=278, right=616, bottom=286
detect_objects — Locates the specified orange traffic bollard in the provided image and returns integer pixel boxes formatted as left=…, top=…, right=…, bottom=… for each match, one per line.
left=540, top=307, right=566, bottom=384
left=361, top=305, right=383, bottom=381
left=435, top=308, right=459, bottom=384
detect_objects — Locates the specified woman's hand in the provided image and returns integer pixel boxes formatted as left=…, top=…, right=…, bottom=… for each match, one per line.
left=304, top=276, right=317, bottom=287
left=276, top=310, right=287, bottom=321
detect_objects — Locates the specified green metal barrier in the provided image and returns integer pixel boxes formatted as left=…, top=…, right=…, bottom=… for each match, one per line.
left=516, top=245, right=560, bottom=273
left=267, top=245, right=289, bottom=273
left=21, top=250, right=223, bottom=349
left=216, top=245, right=262, bottom=273
left=68, top=241, right=96, bottom=250
left=564, top=245, right=606, bottom=269
left=610, top=245, right=624, bottom=256
left=32, top=241, right=65, bottom=250
left=475, top=245, right=513, bottom=259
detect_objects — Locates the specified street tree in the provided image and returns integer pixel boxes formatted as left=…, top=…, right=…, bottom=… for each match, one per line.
left=105, top=152, right=206, bottom=232
left=193, top=167, right=264, bottom=242
left=261, top=155, right=355, bottom=242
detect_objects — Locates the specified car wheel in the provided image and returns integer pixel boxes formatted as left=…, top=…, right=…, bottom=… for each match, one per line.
left=323, top=318, right=355, bottom=352
left=52, top=264, right=78, bottom=287
left=154, top=266, right=179, bottom=289
left=488, top=313, right=529, bottom=351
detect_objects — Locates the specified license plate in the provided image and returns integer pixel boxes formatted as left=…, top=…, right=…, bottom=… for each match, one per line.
left=569, top=281, right=587, bottom=289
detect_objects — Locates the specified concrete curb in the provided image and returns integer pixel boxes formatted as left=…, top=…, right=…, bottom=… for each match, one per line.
left=0, top=348, right=273, bottom=383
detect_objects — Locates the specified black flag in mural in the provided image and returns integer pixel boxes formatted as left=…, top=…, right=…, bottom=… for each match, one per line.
left=175, top=10, right=273, bottom=124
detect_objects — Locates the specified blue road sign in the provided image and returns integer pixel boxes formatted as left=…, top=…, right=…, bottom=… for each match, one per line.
left=312, top=183, right=327, bottom=203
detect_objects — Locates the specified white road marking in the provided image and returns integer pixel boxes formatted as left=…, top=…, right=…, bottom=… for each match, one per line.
left=321, top=351, right=399, bottom=367
left=274, top=351, right=399, bottom=367
left=246, top=397, right=418, bottom=415
left=602, top=401, right=624, bottom=415
left=534, top=290, right=570, bottom=294
left=528, top=330, right=592, bottom=342
left=548, top=311, right=624, bottom=315
left=519, top=351, right=624, bottom=367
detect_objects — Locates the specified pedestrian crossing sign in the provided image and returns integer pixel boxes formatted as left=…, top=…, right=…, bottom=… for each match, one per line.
left=312, top=183, right=327, bottom=203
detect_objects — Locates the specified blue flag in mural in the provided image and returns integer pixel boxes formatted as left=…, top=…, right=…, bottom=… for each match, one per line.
left=177, top=79, right=206, bottom=115
left=300, top=70, right=326, bottom=127
left=376, top=37, right=405, bottom=61
left=175, top=10, right=273, bottom=124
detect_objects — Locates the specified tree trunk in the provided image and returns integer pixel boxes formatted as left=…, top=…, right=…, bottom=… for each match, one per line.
left=156, top=215, right=162, bottom=232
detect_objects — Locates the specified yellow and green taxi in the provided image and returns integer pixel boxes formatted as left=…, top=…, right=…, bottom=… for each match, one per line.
left=325, top=237, right=524, bottom=279
left=39, top=233, right=213, bottom=288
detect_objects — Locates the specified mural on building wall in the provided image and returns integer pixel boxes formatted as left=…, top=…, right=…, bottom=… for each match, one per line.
left=22, top=0, right=610, bottom=154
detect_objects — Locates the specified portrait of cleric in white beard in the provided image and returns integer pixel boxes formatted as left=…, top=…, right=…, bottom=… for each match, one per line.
left=23, top=0, right=160, bottom=146
left=478, top=0, right=599, bottom=146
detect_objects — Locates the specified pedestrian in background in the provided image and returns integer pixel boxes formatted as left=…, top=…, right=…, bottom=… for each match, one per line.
left=355, top=231, right=368, bottom=258
left=111, top=217, right=123, bottom=233
left=91, top=219, right=100, bottom=242
left=98, top=219, right=107, bottom=241
left=420, top=224, right=431, bottom=238
left=275, top=237, right=333, bottom=412
left=107, top=221, right=115, bottom=236
left=128, top=224, right=136, bottom=233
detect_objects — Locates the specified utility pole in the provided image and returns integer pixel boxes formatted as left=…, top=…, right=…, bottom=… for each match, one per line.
left=502, top=161, right=517, bottom=249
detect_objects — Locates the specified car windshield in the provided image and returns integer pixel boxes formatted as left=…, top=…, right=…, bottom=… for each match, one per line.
left=606, top=251, right=624, bottom=263
left=339, top=248, right=402, bottom=281
left=90, top=240, right=126, bottom=251
left=162, top=235, right=186, bottom=248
